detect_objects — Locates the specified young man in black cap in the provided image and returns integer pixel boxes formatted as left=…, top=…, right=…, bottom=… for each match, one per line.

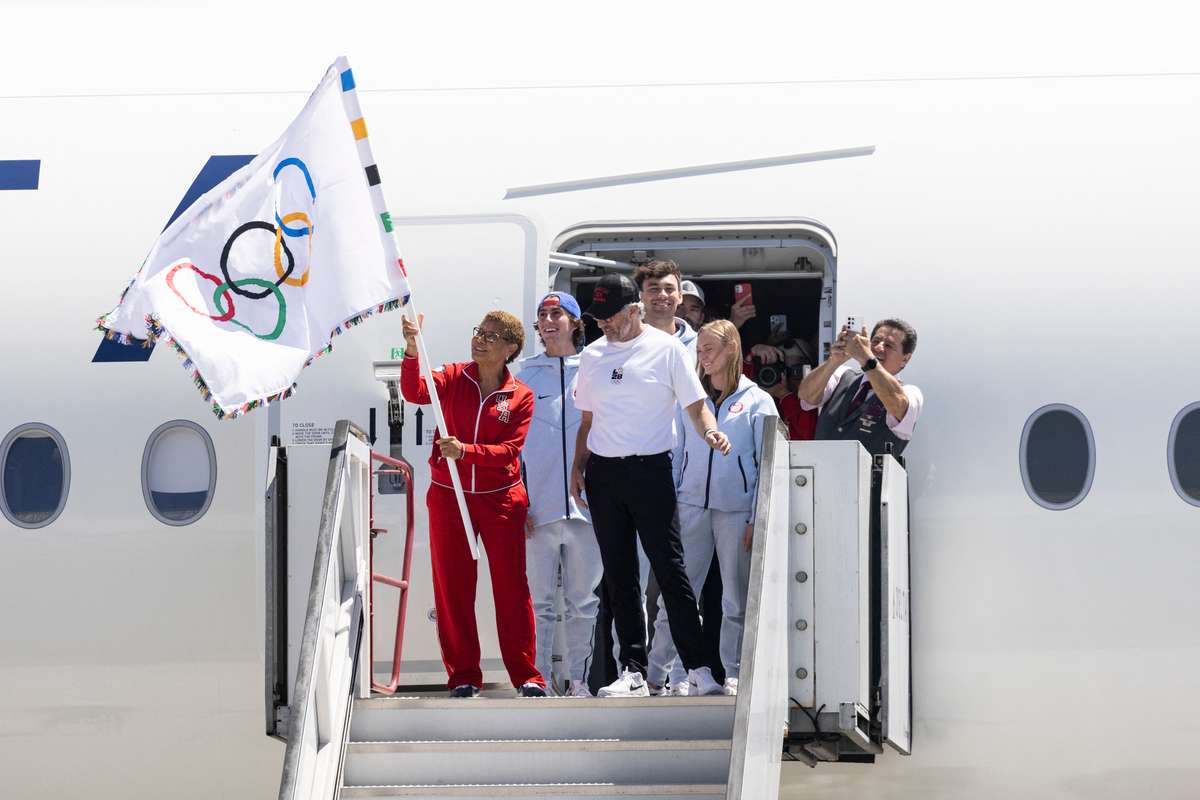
left=570, top=273, right=732, bottom=697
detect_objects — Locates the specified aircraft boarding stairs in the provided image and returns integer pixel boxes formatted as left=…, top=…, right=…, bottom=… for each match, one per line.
left=265, top=420, right=911, bottom=800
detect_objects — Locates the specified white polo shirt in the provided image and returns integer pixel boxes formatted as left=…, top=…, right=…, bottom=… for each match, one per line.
left=800, top=363, right=924, bottom=440
left=575, top=326, right=707, bottom=457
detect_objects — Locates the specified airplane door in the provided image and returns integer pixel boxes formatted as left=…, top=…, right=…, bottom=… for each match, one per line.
left=279, top=213, right=545, bottom=695
left=878, top=454, right=912, bottom=755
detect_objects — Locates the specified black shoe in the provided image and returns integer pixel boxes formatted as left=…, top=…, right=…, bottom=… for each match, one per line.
left=518, top=682, right=547, bottom=697
left=449, top=684, right=480, bottom=698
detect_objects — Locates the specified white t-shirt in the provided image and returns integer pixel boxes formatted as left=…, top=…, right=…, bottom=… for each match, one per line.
left=800, top=363, right=924, bottom=440
left=575, top=326, right=707, bottom=457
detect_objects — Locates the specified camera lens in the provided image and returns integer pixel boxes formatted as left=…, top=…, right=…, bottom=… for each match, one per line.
left=757, top=364, right=781, bottom=387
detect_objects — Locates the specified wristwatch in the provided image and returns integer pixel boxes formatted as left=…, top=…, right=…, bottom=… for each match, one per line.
left=862, top=357, right=878, bottom=372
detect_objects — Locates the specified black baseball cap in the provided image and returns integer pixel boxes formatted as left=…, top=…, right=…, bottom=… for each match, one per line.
left=584, top=273, right=639, bottom=320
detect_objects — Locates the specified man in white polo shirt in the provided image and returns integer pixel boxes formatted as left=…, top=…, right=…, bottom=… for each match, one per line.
left=798, top=317, right=923, bottom=456
left=570, top=273, right=731, bottom=697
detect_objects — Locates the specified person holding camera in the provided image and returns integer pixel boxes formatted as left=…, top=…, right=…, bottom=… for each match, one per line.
left=645, top=319, right=777, bottom=696
left=798, top=318, right=923, bottom=456
left=747, top=338, right=818, bottom=440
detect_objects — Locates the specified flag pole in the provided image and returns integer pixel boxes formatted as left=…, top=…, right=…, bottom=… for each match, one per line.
left=401, top=303, right=479, bottom=561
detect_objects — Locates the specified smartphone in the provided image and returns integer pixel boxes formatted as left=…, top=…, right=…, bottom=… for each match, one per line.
left=769, top=314, right=788, bottom=337
left=733, top=282, right=753, bottom=305
left=844, top=314, right=859, bottom=334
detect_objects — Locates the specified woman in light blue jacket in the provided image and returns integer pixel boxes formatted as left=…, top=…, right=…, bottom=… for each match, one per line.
left=516, top=292, right=603, bottom=697
left=648, top=319, right=777, bottom=696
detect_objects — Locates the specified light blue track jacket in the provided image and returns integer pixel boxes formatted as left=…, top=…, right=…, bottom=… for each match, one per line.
left=673, top=375, right=778, bottom=523
left=516, top=352, right=590, bottom=527
left=673, top=318, right=698, bottom=357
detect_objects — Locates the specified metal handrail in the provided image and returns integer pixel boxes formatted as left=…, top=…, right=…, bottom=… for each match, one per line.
left=726, top=416, right=793, bottom=799
left=278, top=420, right=372, bottom=800
left=368, top=450, right=416, bottom=694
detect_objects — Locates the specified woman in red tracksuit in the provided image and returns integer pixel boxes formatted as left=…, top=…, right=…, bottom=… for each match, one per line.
left=400, top=310, right=545, bottom=698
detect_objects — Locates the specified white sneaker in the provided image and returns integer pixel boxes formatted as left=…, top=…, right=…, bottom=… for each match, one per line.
left=687, top=667, right=723, bottom=696
left=598, top=668, right=649, bottom=697
left=723, top=677, right=739, bottom=696
left=668, top=680, right=690, bottom=697
left=566, top=680, right=593, bottom=698
left=648, top=682, right=668, bottom=697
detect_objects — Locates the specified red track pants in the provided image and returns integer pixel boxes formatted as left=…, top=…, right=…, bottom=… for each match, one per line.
left=426, top=482, right=544, bottom=690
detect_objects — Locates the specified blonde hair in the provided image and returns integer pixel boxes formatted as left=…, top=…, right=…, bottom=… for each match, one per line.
left=697, top=319, right=743, bottom=403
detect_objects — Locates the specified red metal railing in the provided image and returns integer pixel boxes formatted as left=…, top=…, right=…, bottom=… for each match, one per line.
left=368, top=450, right=416, bottom=695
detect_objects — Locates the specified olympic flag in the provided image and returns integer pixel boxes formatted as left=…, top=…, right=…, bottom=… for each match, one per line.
left=97, top=57, right=411, bottom=419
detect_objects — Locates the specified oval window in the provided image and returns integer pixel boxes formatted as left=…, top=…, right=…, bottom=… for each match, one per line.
left=1, top=424, right=70, bottom=529
left=1020, top=404, right=1095, bottom=510
left=141, top=421, right=216, bottom=525
left=1169, top=403, right=1200, bottom=507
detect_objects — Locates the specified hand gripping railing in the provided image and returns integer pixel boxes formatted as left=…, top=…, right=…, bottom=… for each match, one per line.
left=368, top=451, right=416, bottom=694
left=278, top=421, right=373, bottom=800
left=726, top=416, right=792, bottom=800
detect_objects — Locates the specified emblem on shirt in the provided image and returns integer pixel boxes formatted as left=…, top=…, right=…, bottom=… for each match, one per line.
left=730, top=401, right=745, bottom=414
left=495, top=394, right=511, bottom=423
left=610, top=367, right=623, bottom=384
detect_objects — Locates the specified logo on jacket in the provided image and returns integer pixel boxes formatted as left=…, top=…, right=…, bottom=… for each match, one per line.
left=610, top=367, right=623, bottom=384
left=730, top=401, right=745, bottom=413
left=495, top=394, right=511, bottom=423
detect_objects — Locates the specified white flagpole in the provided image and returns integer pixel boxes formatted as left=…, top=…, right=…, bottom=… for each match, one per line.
left=401, top=303, right=480, bottom=561
left=332, top=56, right=478, bottom=560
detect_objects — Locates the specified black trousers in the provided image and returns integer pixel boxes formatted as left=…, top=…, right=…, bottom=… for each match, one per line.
left=584, top=452, right=708, bottom=676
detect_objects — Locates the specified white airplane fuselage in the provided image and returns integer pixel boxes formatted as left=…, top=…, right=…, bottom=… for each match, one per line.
left=1, top=65, right=1198, bottom=800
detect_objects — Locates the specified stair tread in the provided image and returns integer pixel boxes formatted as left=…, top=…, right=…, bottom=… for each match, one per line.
left=341, top=782, right=726, bottom=796
left=356, top=696, right=734, bottom=710
left=347, top=737, right=732, bottom=752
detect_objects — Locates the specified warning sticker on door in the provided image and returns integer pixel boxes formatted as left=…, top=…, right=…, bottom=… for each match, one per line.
left=288, top=421, right=335, bottom=447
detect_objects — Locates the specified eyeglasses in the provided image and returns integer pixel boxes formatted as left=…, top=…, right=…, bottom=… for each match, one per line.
left=472, top=326, right=512, bottom=344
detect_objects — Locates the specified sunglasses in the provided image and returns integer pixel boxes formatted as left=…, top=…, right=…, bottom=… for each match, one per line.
left=472, top=326, right=513, bottom=345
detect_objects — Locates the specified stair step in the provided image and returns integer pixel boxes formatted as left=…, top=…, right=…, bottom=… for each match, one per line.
left=351, top=696, right=735, bottom=742
left=343, top=738, right=730, bottom=786
left=347, top=738, right=731, bottom=753
left=340, top=782, right=726, bottom=799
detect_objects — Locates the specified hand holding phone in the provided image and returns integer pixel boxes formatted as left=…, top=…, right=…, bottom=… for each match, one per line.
left=730, top=283, right=756, bottom=328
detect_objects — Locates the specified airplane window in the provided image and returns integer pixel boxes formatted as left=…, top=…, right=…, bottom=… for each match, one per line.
left=141, top=421, right=216, bottom=525
left=1169, top=403, right=1200, bottom=507
left=1020, top=404, right=1095, bottom=510
left=0, top=424, right=70, bottom=529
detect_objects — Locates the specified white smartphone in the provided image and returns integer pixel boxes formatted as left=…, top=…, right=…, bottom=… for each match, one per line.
left=844, top=314, right=859, bottom=333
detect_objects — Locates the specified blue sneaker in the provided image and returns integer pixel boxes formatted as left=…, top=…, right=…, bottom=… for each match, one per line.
left=519, top=682, right=547, bottom=697
left=449, top=684, right=480, bottom=698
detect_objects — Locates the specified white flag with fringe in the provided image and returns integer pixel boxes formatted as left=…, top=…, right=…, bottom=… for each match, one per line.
left=97, top=56, right=409, bottom=418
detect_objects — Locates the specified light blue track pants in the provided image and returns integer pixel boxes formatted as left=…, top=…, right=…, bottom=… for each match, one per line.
left=647, top=504, right=750, bottom=686
left=525, top=518, right=603, bottom=686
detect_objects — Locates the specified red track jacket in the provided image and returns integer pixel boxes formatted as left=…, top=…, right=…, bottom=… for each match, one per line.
left=400, top=356, right=534, bottom=494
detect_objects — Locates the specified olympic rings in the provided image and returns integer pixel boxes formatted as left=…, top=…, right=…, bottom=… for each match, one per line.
left=221, top=220, right=294, bottom=299
left=212, top=279, right=287, bottom=340
left=166, top=261, right=236, bottom=322
left=167, top=156, right=312, bottom=339
left=274, top=211, right=313, bottom=287
left=273, top=158, right=316, bottom=237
